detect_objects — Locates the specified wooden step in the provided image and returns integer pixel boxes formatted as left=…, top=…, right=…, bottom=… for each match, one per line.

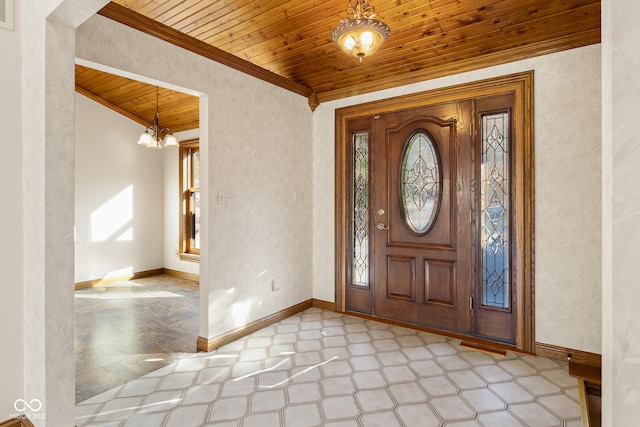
left=569, top=362, right=601, bottom=384
left=570, top=361, right=601, bottom=427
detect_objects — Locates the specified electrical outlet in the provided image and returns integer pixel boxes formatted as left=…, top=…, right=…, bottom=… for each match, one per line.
left=293, top=191, right=304, bottom=204
left=271, top=279, right=281, bottom=292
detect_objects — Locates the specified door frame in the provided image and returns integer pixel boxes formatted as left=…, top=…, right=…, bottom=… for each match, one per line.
left=335, top=71, right=535, bottom=353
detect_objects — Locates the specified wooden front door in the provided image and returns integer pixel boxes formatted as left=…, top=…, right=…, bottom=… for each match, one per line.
left=370, top=102, right=473, bottom=333
left=337, top=72, right=535, bottom=351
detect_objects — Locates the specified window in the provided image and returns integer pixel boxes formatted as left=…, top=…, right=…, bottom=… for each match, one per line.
left=400, top=130, right=441, bottom=235
left=480, top=112, right=510, bottom=309
left=352, top=131, right=370, bottom=288
left=179, top=139, right=200, bottom=261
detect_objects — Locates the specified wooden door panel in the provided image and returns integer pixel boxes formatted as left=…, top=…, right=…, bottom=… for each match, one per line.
left=344, top=116, right=375, bottom=314
left=386, top=256, right=416, bottom=301
left=471, top=93, right=518, bottom=344
left=372, top=101, right=472, bottom=333
left=424, top=259, right=456, bottom=306
left=475, top=308, right=513, bottom=340
left=387, top=117, right=456, bottom=250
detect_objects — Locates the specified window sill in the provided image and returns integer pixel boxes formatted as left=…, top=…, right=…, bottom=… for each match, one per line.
left=178, top=252, right=200, bottom=263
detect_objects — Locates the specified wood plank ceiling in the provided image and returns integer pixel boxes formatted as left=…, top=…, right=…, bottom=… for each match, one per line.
left=76, top=0, right=600, bottom=130
left=75, top=65, right=199, bottom=133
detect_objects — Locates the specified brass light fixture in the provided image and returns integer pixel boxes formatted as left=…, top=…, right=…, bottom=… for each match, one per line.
left=137, top=86, right=179, bottom=149
left=331, top=0, right=390, bottom=62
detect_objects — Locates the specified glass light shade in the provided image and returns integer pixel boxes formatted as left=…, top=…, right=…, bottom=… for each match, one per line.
left=332, top=18, right=390, bottom=62
left=164, top=133, right=179, bottom=147
left=137, top=131, right=154, bottom=146
left=145, top=138, right=161, bottom=148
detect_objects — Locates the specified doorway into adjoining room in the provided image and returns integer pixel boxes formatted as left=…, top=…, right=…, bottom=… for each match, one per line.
left=73, top=64, right=203, bottom=403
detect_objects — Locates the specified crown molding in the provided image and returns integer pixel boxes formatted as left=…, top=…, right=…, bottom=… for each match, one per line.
left=97, top=3, right=314, bottom=100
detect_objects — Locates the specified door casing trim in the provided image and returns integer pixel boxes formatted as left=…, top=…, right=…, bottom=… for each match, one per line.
left=334, top=71, right=535, bottom=353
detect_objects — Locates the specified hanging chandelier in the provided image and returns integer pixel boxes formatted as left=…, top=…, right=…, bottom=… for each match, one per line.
left=331, top=0, right=390, bottom=62
left=137, top=86, right=179, bottom=149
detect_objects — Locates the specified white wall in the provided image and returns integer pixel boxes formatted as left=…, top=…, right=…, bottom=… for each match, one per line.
left=602, top=0, right=640, bottom=423
left=75, top=93, right=200, bottom=282
left=313, top=44, right=602, bottom=354
left=76, top=14, right=314, bottom=340
left=74, top=93, right=164, bottom=283
left=163, top=129, right=200, bottom=276
left=0, top=1, right=24, bottom=418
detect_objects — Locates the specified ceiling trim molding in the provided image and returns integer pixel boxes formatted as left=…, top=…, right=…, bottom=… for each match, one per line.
left=97, top=2, right=314, bottom=99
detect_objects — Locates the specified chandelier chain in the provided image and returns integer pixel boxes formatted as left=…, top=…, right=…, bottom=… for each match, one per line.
left=136, top=85, right=179, bottom=148
left=345, top=0, right=378, bottom=20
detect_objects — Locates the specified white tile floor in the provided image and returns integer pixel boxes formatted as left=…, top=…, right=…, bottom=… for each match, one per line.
left=76, top=308, right=582, bottom=427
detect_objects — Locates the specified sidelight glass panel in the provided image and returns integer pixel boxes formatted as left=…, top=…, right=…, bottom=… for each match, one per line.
left=400, top=131, right=440, bottom=234
left=481, top=113, right=510, bottom=309
left=352, top=132, right=369, bottom=287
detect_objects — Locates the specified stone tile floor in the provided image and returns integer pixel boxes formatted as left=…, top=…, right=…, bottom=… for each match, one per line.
left=76, top=306, right=582, bottom=426
left=75, top=275, right=200, bottom=403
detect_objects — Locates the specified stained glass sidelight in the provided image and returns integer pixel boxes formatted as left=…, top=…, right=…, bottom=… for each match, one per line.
left=352, top=132, right=370, bottom=287
left=400, top=131, right=441, bottom=234
left=481, top=113, right=510, bottom=309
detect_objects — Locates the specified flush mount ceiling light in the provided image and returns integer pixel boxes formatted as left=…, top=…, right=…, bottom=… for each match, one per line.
left=137, top=86, right=179, bottom=149
left=331, top=0, right=391, bottom=62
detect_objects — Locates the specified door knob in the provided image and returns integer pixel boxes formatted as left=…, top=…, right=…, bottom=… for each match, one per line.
left=376, top=223, right=389, bottom=230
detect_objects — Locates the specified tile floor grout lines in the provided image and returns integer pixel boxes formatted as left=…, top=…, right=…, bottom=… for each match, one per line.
left=76, top=306, right=582, bottom=427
